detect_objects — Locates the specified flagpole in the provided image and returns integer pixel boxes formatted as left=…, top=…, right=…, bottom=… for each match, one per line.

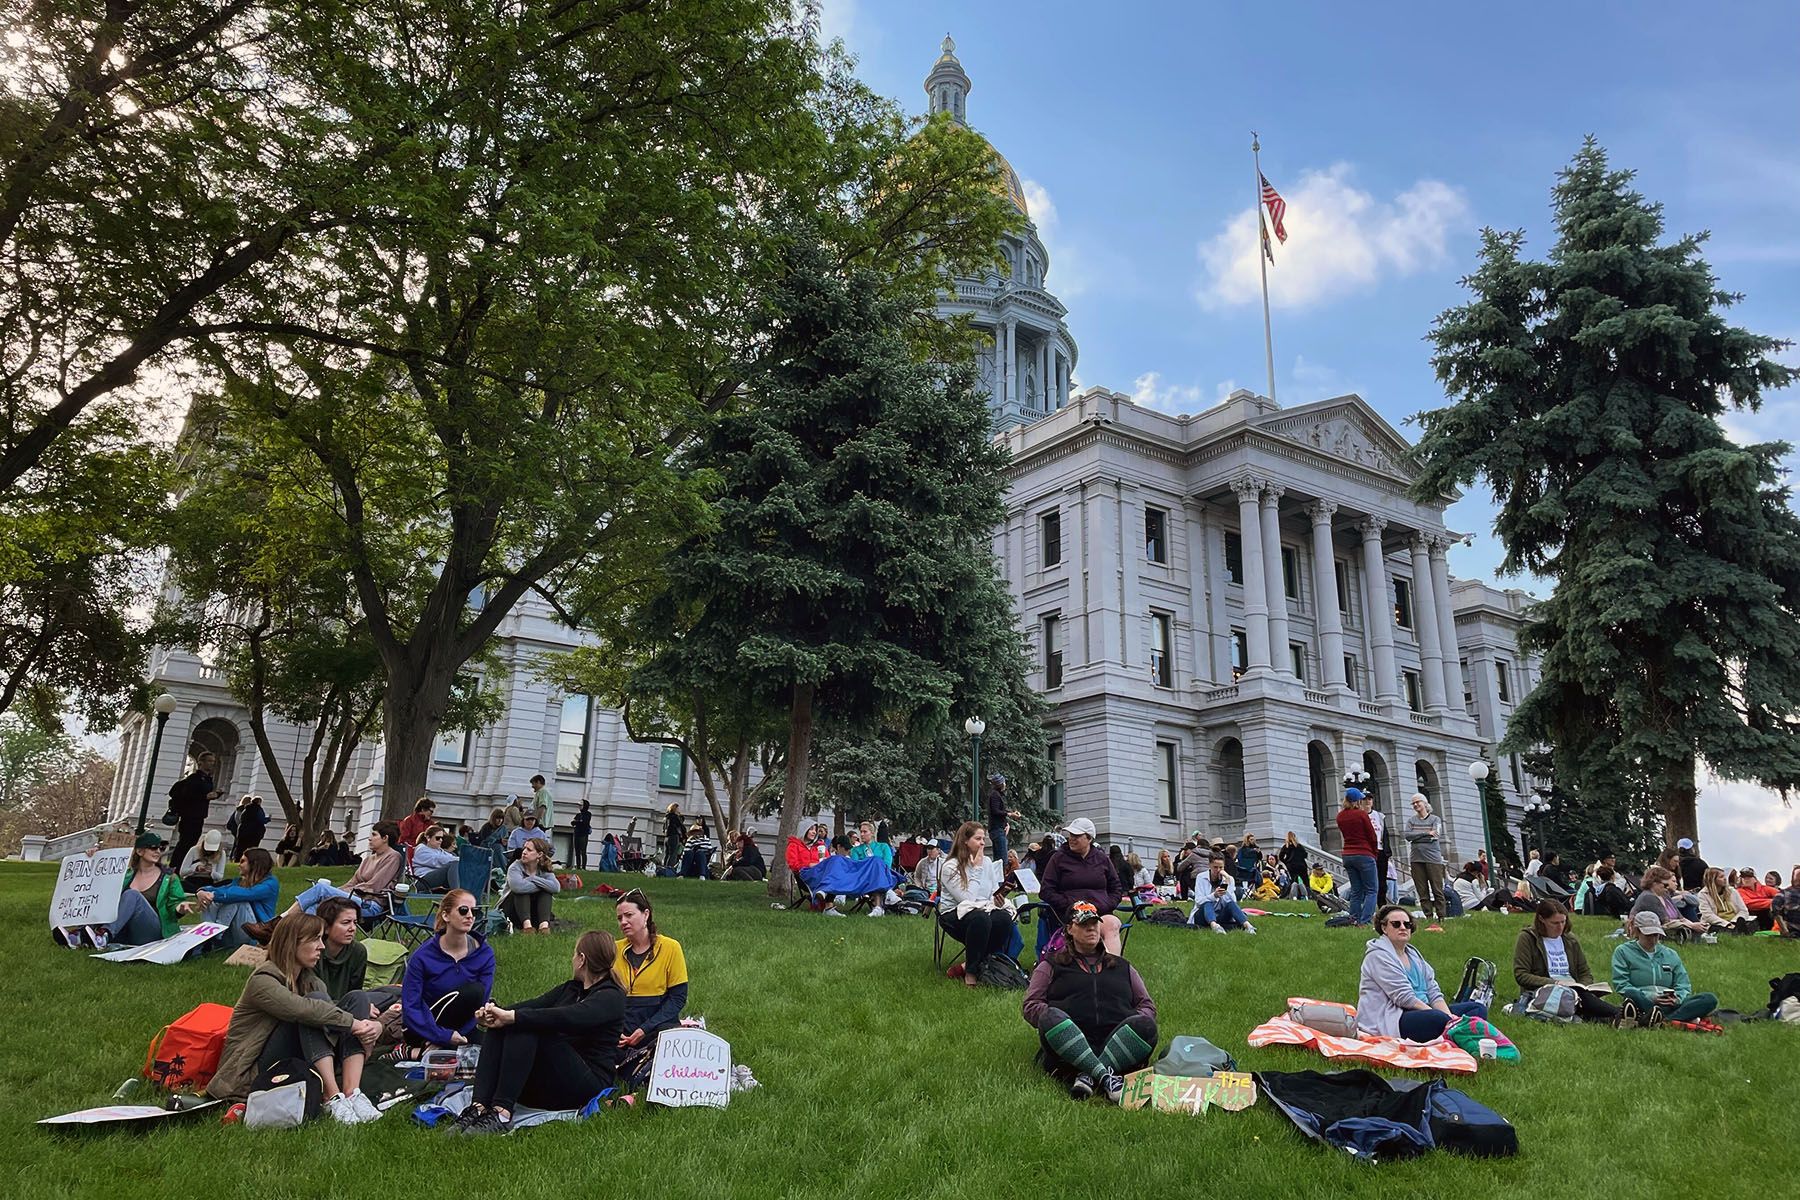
left=1252, top=132, right=1276, bottom=402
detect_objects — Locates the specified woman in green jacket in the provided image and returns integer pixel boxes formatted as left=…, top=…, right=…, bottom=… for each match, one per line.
left=108, top=833, right=188, bottom=945
left=1511, top=899, right=1620, bottom=1020
left=1610, top=910, right=1719, bottom=1027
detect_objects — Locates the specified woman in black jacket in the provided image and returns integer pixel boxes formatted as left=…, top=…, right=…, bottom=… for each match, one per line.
left=449, top=929, right=626, bottom=1135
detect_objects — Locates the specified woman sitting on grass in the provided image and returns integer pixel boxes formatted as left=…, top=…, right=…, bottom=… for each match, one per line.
left=285, top=821, right=407, bottom=921
left=1152, top=850, right=1177, bottom=888
left=1020, top=901, right=1157, bottom=1103
left=1511, top=899, right=1620, bottom=1021
left=205, top=914, right=383, bottom=1122
left=612, top=889, right=688, bottom=1086
left=937, top=821, right=1019, bottom=987
left=502, top=837, right=561, bottom=933
left=1358, top=904, right=1487, bottom=1042
left=314, top=897, right=369, bottom=1002
left=401, top=889, right=495, bottom=1053
left=1630, top=866, right=1710, bottom=941
left=1611, top=910, right=1719, bottom=1026
left=180, top=847, right=279, bottom=950
left=109, top=833, right=187, bottom=946
left=1696, top=867, right=1754, bottom=935
left=446, top=930, right=625, bottom=1136
left=181, top=829, right=227, bottom=893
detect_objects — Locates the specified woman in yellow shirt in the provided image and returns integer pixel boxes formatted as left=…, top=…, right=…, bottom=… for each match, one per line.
left=1308, top=864, right=1336, bottom=896
left=612, top=889, right=689, bottom=1086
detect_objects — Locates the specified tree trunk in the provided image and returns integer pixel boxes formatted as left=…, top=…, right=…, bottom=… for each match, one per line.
left=767, top=682, right=815, bottom=898
left=727, top=737, right=750, bottom=840
left=1661, top=755, right=1700, bottom=850
left=380, top=660, right=458, bottom=818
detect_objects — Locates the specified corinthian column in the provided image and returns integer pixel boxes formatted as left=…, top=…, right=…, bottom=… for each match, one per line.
left=1232, top=476, right=1272, bottom=671
left=1410, top=533, right=1448, bottom=711
left=1260, top=483, right=1289, bottom=674
left=1429, top=537, right=1462, bottom=709
left=1360, top=516, right=1399, bottom=701
left=1308, top=501, right=1347, bottom=689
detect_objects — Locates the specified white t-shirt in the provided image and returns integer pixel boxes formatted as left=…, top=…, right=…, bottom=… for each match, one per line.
left=1367, top=809, right=1385, bottom=849
left=1525, top=859, right=1542, bottom=876
left=1543, top=935, right=1569, bottom=979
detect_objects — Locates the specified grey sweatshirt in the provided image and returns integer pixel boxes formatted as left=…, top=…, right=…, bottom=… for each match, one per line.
left=1403, top=813, right=1444, bottom=865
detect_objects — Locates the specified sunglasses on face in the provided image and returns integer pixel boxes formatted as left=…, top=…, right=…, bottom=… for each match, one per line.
left=451, top=905, right=473, bottom=916
left=1386, top=919, right=1414, bottom=930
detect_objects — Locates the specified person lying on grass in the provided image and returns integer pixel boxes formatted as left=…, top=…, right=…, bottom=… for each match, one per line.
left=1357, top=904, right=1488, bottom=1043
left=447, top=930, right=626, bottom=1136
left=1020, top=901, right=1157, bottom=1104
left=612, top=888, right=688, bottom=1087
left=205, top=913, right=384, bottom=1123
left=1511, top=899, right=1620, bottom=1021
left=179, top=847, right=279, bottom=950
left=399, top=890, right=495, bottom=1056
left=1610, top=910, right=1719, bottom=1027
left=284, top=820, right=406, bottom=921
left=937, top=821, right=1019, bottom=987
left=1187, top=856, right=1257, bottom=934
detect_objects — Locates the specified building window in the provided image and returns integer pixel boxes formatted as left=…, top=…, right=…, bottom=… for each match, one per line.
left=1230, top=628, right=1248, bottom=679
left=432, top=674, right=478, bottom=766
left=1151, top=613, right=1172, bottom=687
left=1224, top=531, right=1243, bottom=585
left=1145, top=506, right=1168, bottom=564
left=1040, top=509, right=1061, bottom=568
left=1289, top=642, right=1306, bottom=683
left=1281, top=546, right=1300, bottom=602
left=1045, top=742, right=1065, bottom=813
left=1461, top=659, right=1475, bottom=711
left=1335, top=560, right=1351, bottom=614
left=1495, top=658, right=1512, bottom=703
left=1403, top=669, right=1423, bottom=713
left=1394, top=577, right=1414, bottom=630
left=1344, top=654, right=1359, bottom=694
left=1216, top=738, right=1246, bottom=823
left=1042, top=614, right=1063, bottom=689
left=556, top=694, right=590, bottom=777
left=1155, top=741, right=1179, bottom=820
left=1510, top=755, right=1523, bottom=793
left=657, top=745, right=687, bottom=790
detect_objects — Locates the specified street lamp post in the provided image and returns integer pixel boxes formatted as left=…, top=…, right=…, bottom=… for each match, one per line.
left=134, top=693, right=179, bottom=837
left=1524, top=788, right=1553, bottom=857
left=963, top=716, right=986, bottom=824
left=1467, top=758, right=1497, bottom=881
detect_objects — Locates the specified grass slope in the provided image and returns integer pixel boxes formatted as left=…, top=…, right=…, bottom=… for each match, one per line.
left=1, top=863, right=1793, bottom=1197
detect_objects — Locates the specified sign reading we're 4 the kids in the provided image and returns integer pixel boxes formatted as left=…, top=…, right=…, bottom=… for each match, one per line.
left=48, top=848, right=131, bottom=930
left=1120, top=1069, right=1258, bottom=1115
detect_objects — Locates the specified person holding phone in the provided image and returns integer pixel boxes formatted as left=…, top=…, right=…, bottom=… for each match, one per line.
left=1610, top=910, right=1718, bottom=1027
left=937, top=821, right=1019, bottom=986
left=1186, top=855, right=1256, bottom=933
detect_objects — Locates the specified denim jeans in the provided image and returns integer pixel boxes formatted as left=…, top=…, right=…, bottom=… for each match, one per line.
left=988, top=824, right=1009, bottom=871
left=295, top=880, right=383, bottom=919
left=1344, top=854, right=1379, bottom=924
left=1193, top=896, right=1249, bottom=930
left=109, top=887, right=165, bottom=946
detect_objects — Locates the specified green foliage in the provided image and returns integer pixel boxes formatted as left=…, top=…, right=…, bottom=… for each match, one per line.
left=1411, top=139, right=1800, bottom=843
left=0, top=713, right=73, bottom=813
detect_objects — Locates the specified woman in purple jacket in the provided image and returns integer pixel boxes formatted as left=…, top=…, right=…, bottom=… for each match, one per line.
left=1039, top=818, right=1125, bottom=954
left=401, top=890, right=496, bottom=1052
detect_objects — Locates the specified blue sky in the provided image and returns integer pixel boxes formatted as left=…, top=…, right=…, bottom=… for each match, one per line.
left=824, top=1, right=1800, bottom=871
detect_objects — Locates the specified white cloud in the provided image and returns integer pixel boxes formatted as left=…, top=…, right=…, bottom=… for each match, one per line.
left=816, top=0, right=857, bottom=50
left=1020, top=178, right=1091, bottom=299
left=1130, top=371, right=1237, bottom=416
left=1196, top=164, right=1469, bottom=311
left=1698, top=777, right=1800, bottom=877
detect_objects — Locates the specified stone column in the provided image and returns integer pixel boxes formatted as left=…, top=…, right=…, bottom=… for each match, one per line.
left=1429, top=538, right=1462, bottom=709
left=1038, top=339, right=1051, bottom=411
left=1183, top=500, right=1213, bottom=685
left=1003, top=319, right=1016, bottom=413
left=1093, top=480, right=1122, bottom=665
left=1360, top=516, right=1400, bottom=701
left=1072, top=482, right=1092, bottom=666
left=1410, top=534, right=1448, bottom=711
left=1308, top=500, right=1347, bottom=689
left=1260, top=484, right=1289, bottom=675
left=1231, top=476, right=1272, bottom=671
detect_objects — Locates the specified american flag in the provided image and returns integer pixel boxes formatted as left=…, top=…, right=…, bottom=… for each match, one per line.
left=1260, top=173, right=1287, bottom=243
left=1260, top=213, right=1274, bottom=264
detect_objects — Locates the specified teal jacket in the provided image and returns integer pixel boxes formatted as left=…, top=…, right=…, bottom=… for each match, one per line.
left=1610, top=939, right=1692, bottom=1001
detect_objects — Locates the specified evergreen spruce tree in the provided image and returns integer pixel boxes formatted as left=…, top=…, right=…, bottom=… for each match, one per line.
left=1413, top=140, right=1800, bottom=849
left=644, top=226, right=1035, bottom=896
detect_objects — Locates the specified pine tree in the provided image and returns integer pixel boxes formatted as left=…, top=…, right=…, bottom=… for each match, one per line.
left=1413, top=140, right=1800, bottom=849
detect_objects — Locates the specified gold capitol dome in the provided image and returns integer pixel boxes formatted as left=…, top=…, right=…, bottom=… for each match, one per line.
left=926, top=34, right=1030, bottom=218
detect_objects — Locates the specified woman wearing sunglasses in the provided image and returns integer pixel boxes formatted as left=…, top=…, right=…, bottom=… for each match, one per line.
left=1357, top=904, right=1487, bottom=1041
left=401, top=889, right=495, bottom=1053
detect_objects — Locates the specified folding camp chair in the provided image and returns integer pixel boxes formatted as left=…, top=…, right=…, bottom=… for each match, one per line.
left=376, top=845, right=500, bottom=947
left=1025, top=899, right=1151, bottom=961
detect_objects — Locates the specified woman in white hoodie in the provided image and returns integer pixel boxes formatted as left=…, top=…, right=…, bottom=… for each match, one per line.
left=1357, top=904, right=1488, bottom=1041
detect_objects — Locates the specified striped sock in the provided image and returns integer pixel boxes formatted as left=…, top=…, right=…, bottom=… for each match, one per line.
left=1042, top=1019, right=1104, bottom=1077
left=1098, top=1024, right=1154, bottom=1074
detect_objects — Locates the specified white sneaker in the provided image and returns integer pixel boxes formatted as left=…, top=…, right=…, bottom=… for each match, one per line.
left=1244, top=924, right=1258, bottom=935
left=325, top=1094, right=360, bottom=1125
left=347, top=1089, right=382, bottom=1123
left=1211, top=922, right=1227, bottom=934
left=824, top=908, right=845, bottom=918
left=868, top=906, right=885, bottom=917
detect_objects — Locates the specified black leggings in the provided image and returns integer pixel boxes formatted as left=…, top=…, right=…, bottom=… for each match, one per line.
left=503, top=890, right=555, bottom=928
left=472, top=1027, right=610, bottom=1112
left=406, top=983, right=486, bottom=1048
left=939, top=908, right=1016, bottom=964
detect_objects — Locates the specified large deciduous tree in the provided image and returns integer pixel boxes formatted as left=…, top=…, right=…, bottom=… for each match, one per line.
left=1412, top=140, right=1800, bottom=847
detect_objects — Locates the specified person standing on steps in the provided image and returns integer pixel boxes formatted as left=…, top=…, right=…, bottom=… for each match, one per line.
left=1404, top=795, right=1448, bottom=930
left=166, top=749, right=222, bottom=875
left=985, top=774, right=1019, bottom=870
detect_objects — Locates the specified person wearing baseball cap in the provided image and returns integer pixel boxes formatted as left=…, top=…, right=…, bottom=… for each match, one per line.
left=1041, top=818, right=1126, bottom=954
left=1609, top=908, right=1718, bottom=1028
left=1020, top=901, right=1158, bottom=1103
left=108, top=832, right=189, bottom=946
left=1673, top=837, right=1708, bottom=891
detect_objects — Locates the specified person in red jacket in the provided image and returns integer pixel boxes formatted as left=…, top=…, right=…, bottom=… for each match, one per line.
left=1335, top=787, right=1379, bottom=926
left=398, top=796, right=437, bottom=849
left=1736, top=868, right=1780, bottom=930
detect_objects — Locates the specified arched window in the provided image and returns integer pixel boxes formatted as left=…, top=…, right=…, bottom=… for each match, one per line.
left=1214, top=738, right=1246, bottom=825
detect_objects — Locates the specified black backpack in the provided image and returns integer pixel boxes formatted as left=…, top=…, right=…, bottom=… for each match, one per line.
left=975, top=955, right=1031, bottom=989
left=1145, top=906, right=1188, bottom=927
left=1427, top=1085, right=1519, bottom=1157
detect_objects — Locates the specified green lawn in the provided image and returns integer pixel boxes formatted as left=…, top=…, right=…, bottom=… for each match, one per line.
left=3, top=862, right=1794, bottom=1196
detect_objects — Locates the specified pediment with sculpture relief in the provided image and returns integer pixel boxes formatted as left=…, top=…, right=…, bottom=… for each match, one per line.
left=1251, top=397, right=1418, bottom=482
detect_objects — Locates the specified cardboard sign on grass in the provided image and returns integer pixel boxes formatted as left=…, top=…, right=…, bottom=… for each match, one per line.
left=48, top=848, right=131, bottom=930
left=93, top=922, right=227, bottom=964
left=1120, top=1069, right=1257, bottom=1115
left=645, top=1027, right=731, bottom=1109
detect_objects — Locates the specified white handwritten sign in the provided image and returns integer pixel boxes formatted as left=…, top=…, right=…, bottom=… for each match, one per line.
left=94, top=922, right=227, bottom=964
left=48, top=848, right=131, bottom=930
left=645, top=1028, right=731, bottom=1109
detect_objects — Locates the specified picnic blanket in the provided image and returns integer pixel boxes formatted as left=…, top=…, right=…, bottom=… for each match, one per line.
left=1247, top=997, right=1479, bottom=1075
left=800, top=856, right=897, bottom=896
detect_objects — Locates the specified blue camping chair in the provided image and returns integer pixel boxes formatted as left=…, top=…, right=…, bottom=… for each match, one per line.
left=376, top=845, right=500, bottom=947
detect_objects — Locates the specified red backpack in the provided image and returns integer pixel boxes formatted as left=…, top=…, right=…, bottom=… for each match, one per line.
left=143, top=1002, right=233, bottom=1091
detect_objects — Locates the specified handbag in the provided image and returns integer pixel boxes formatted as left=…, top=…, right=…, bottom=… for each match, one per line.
left=1289, top=1000, right=1357, bottom=1038
left=244, top=1058, right=322, bottom=1129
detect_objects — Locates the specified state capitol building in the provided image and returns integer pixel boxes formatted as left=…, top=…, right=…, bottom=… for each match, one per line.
left=103, top=39, right=1537, bottom=869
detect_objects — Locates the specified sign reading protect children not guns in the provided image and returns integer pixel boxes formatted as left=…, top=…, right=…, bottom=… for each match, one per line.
left=48, top=849, right=131, bottom=930
left=646, top=1028, right=731, bottom=1109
